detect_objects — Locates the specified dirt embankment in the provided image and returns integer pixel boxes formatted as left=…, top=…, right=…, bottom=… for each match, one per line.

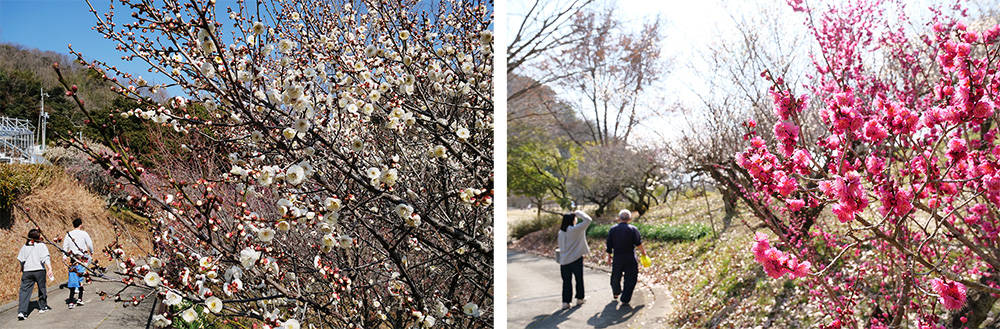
left=0, top=165, right=151, bottom=305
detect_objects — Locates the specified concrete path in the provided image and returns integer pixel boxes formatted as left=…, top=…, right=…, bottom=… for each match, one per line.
left=507, top=250, right=670, bottom=328
left=0, top=271, right=155, bottom=329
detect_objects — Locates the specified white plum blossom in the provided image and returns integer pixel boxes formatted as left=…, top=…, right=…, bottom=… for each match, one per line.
left=277, top=39, right=296, bottom=54
left=199, top=256, right=212, bottom=268
left=324, top=197, right=342, bottom=212
left=395, top=203, right=414, bottom=219
left=230, top=165, right=248, bottom=177
left=258, top=227, right=275, bottom=242
left=240, top=247, right=261, bottom=268
left=149, top=257, right=163, bottom=270
left=430, top=145, right=447, bottom=158
left=152, top=315, right=172, bottom=327
left=205, top=296, right=223, bottom=313
left=294, top=118, right=311, bottom=133
left=144, top=272, right=161, bottom=287
left=406, top=214, right=422, bottom=228
left=366, top=167, right=381, bottom=179
left=73, top=1, right=495, bottom=326
left=181, top=308, right=198, bottom=322
left=456, top=127, right=471, bottom=141
left=200, top=62, right=215, bottom=79
left=282, top=127, right=297, bottom=140
left=224, top=266, right=243, bottom=282
left=460, top=188, right=479, bottom=203
left=380, top=168, right=399, bottom=186
left=276, top=221, right=291, bottom=231
left=164, top=291, right=183, bottom=306
left=286, top=164, right=306, bottom=186
left=321, top=233, right=336, bottom=248
left=463, top=302, right=481, bottom=317
left=259, top=166, right=277, bottom=186
left=351, top=139, right=364, bottom=152
left=282, top=319, right=300, bottom=329
left=338, top=234, right=353, bottom=249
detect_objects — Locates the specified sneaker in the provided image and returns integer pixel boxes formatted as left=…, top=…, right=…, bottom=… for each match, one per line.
left=17, top=313, right=26, bottom=320
left=75, top=300, right=84, bottom=306
left=576, top=298, right=586, bottom=306
left=561, top=302, right=571, bottom=309
left=38, top=307, right=52, bottom=313
left=613, top=294, right=620, bottom=301
left=68, top=303, right=75, bottom=309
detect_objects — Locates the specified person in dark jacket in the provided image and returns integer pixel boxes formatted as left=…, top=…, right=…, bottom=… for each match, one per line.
left=557, top=210, right=592, bottom=309
left=606, top=209, right=646, bottom=307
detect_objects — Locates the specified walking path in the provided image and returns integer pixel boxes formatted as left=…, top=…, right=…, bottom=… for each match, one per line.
left=507, top=250, right=671, bottom=328
left=0, top=271, right=155, bottom=329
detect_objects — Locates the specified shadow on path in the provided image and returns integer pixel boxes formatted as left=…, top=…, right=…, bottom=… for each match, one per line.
left=527, top=305, right=580, bottom=328
left=587, top=301, right=644, bottom=328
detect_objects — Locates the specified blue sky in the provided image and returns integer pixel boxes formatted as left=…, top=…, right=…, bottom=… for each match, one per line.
left=0, top=0, right=162, bottom=82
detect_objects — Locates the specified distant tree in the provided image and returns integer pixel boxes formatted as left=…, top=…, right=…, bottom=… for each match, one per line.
left=507, top=129, right=579, bottom=216
left=507, top=0, right=595, bottom=102
left=550, top=7, right=669, bottom=146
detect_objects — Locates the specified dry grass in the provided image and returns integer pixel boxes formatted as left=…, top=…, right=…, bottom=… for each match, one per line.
left=0, top=168, right=151, bottom=305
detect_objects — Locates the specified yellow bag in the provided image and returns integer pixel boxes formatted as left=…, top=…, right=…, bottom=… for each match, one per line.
left=640, top=254, right=652, bottom=268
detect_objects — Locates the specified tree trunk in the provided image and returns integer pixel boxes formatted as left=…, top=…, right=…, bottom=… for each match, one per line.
left=949, top=275, right=999, bottom=329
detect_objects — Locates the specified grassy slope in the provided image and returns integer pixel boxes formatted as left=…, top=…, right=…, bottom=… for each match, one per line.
left=0, top=166, right=151, bottom=305
left=509, top=193, right=820, bottom=328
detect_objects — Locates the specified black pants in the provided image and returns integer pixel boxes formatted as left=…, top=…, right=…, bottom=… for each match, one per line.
left=18, top=270, right=48, bottom=314
left=69, top=287, right=83, bottom=303
left=610, top=260, right=638, bottom=304
left=560, top=257, right=584, bottom=303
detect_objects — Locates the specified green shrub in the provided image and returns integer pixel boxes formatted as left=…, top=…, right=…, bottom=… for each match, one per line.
left=586, top=222, right=712, bottom=242
left=0, top=164, right=56, bottom=228
left=509, top=214, right=561, bottom=240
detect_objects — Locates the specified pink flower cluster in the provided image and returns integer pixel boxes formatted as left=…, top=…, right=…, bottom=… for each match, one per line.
left=773, top=121, right=800, bottom=157
left=876, top=98, right=920, bottom=136
left=752, top=232, right=810, bottom=279
left=930, top=278, right=967, bottom=310
left=875, top=185, right=912, bottom=218
left=770, top=89, right=806, bottom=121
left=819, top=90, right=863, bottom=134
left=818, top=171, right=868, bottom=223
left=735, top=137, right=799, bottom=198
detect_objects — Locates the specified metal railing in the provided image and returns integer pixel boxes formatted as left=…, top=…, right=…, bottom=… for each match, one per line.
left=0, top=116, right=37, bottom=163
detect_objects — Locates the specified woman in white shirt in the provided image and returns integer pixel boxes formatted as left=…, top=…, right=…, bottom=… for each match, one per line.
left=557, top=210, right=592, bottom=309
left=16, top=228, right=53, bottom=320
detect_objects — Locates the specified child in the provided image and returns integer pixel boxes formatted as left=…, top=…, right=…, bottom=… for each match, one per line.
left=63, top=217, right=93, bottom=308
left=67, top=262, right=86, bottom=308
left=17, top=228, right=54, bottom=320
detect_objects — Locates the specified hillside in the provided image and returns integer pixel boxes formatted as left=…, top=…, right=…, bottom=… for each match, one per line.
left=0, top=43, right=159, bottom=159
left=0, top=164, right=152, bottom=305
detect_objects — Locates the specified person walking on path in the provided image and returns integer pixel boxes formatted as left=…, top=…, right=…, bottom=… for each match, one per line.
left=606, top=209, right=647, bottom=307
left=17, top=228, right=54, bottom=320
left=62, top=217, right=94, bottom=308
left=557, top=210, right=592, bottom=309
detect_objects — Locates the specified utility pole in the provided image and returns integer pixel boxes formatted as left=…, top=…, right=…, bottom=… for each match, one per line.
left=38, top=87, right=49, bottom=152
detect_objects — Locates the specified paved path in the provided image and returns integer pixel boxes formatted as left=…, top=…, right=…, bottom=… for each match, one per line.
left=507, top=250, right=670, bottom=328
left=0, top=271, right=155, bottom=329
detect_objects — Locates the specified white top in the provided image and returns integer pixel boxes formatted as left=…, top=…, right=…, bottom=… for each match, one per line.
left=557, top=210, right=592, bottom=265
left=63, top=229, right=94, bottom=263
left=18, top=242, right=51, bottom=272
